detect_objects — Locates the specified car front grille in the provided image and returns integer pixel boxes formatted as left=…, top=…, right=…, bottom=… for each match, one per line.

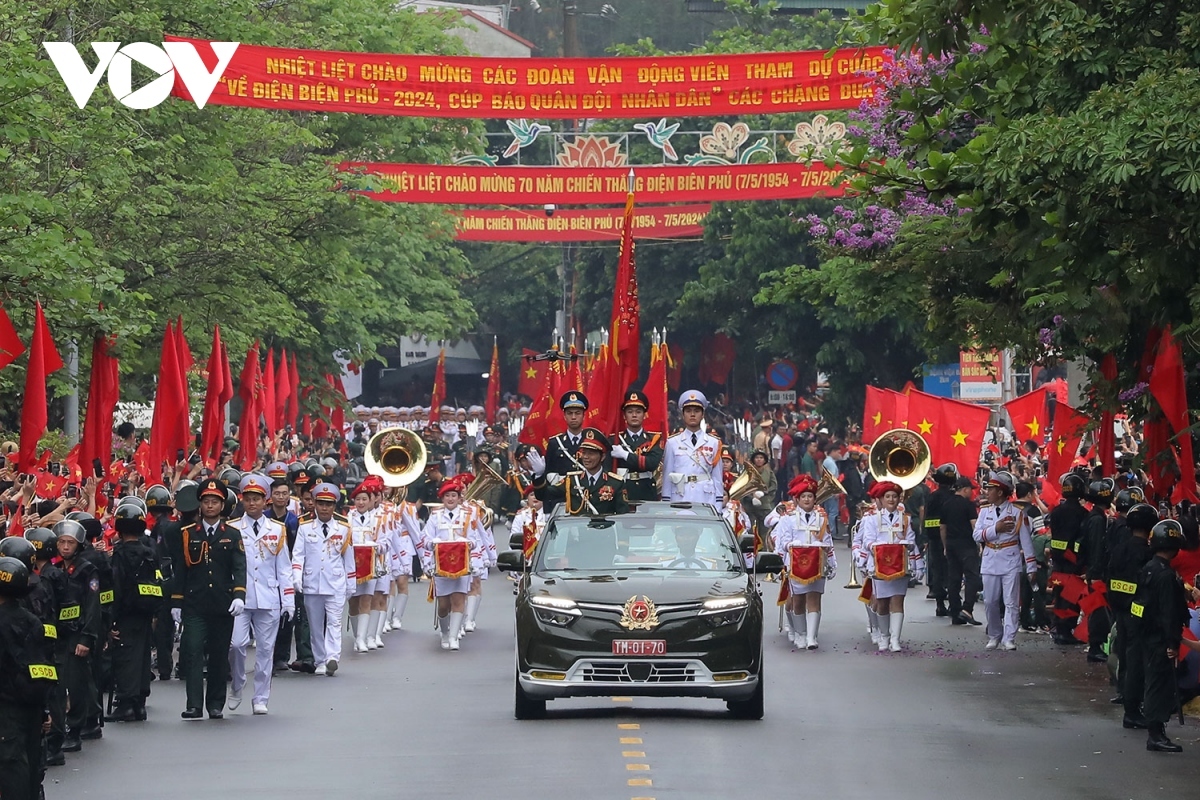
left=577, top=660, right=698, bottom=683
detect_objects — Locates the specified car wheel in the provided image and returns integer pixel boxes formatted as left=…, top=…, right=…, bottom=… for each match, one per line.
left=726, top=667, right=764, bottom=720
left=514, top=668, right=546, bottom=720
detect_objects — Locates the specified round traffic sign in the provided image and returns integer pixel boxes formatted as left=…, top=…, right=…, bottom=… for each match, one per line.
left=766, top=360, right=798, bottom=391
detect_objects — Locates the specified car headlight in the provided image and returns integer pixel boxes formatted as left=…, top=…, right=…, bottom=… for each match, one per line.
left=700, top=595, right=749, bottom=627
left=530, top=595, right=581, bottom=627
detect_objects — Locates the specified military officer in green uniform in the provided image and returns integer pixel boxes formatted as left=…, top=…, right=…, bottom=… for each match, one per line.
left=530, top=428, right=629, bottom=516
left=167, top=479, right=247, bottom=720
left=609, top=390, right=664, bottom=503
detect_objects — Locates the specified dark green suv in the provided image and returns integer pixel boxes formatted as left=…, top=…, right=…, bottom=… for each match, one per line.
left=498, top=502, right=780, bottom=719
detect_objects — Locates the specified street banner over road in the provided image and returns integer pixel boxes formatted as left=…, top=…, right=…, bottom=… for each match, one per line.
left=339, top=162, right=845, bottom=205
left=166, top=35, right=887, bottom=118
left=453, top=205, right=710, bottom=241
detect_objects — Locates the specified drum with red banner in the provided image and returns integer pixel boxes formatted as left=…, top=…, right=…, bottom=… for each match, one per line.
left=354, top=544, right=379, bottom=585
left=788, top=545, right=826, bottom=585
left=434, top=540, right=471, bottom=579
left=872, top=543, right=908, bottom=581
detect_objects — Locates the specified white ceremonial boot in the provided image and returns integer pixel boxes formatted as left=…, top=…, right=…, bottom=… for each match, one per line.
left=371, top=609, right=387, bottom=649
left=438, top=615, right=451, bottom=650
left=781, top=610, right=793, bottom=635
left=383, top=595, right=395, bottom=632
left=354, top=613, right=371, bottom=653
left=366, top=610, right=382, bottom=649
left=790, top=611, right=806, bottom=647
left=465, top=595, right=481, bottom=633
left=876, top=614, right=891, bottom=652
left=888, top=612, right=903, bottom=652
left=392, top=594, right=408, bottom=630
left=805, top=611, right=821, bottom=650
left=448, top=612, right=464, bottom=651
left=867, top=608, right=880, bottom=645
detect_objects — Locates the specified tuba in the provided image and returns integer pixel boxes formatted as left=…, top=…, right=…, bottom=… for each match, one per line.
left=814, top=467, right=847, bottom=506
left=462, top=460, right=506, bottom=528
left=867, top=428, right=932, bottom=491
left=727, top=465, right=767, bottom=503
left=365, top=428, right=428, bottom=488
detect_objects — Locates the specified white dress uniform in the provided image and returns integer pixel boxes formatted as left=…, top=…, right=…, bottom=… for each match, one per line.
left=228, top=514, right=293, bottom=709
left=973, top=500, right=1037, bottom=647
left=856, top=509, right=915, bottom=599
left=774, top=508, right=838, bottom=595
left=722, top=501, right=755, bottom=568
left=385, top=501, right=425, bottom=579
left=348, top=507, right=385, bottom=597
left=856, top=506, right=916, bottom=652
left=661, top=429, right=724, bottom=508
left=422, top=505, right=487, bottom=596
left=510, top=506, right=547, bottom=541
left=292, top=513, right=354, bottom=670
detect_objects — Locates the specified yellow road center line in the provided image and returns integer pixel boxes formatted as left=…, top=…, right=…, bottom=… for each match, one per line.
left=618, top=723, right=640, bottom=730
left=613, top=696, right=633, bottom=701
left=626, top=764, right=650, bottom=771
left=628, top=779, right=653, bottom=787
left=623, top=750, right=646, bottom=758
left=620, top=737, right=643, bottom=744
left=631, top=796, right=656, bottom=800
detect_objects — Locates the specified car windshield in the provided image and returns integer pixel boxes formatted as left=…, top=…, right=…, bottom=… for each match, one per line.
left=534, top=516, right=743, bottom=573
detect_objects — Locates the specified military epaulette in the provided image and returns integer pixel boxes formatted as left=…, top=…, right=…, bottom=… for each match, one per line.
left=297, top=514, right=314, bottom=524
left=607, top=472, right=624, bottom=481
left=333, top=513, right=349, bottom=523
left=181, top=522, right=197, bottom=531
left=228, top=515, right=244, bottom=524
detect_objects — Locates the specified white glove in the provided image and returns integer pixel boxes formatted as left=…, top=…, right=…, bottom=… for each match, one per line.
left=228, top=598, right=245, bottom=616
left=611, top=445, right=631, bottom=461
left=753, top=491, right=764, bottom=499
left=283, top=605, right=295, bottom=621
left=526, top=448, right=546, bottom=476
left=171, top=608, right=182, bottom=625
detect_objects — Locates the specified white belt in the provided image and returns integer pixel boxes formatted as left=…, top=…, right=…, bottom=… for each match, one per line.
left=669, top=473, right=712, bottom=488
left=616, top=469, right=654, bottom=481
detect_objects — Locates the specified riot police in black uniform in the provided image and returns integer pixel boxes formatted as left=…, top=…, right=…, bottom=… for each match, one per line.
left=52, top=519, right=103, bottom=752
left=1131, top=519, right=1190, bottom=752
left=24, top=528, right=67, bottom=766
left=1047, top=473, right=1089, bottom=644
left=921, top=463, right=958, bottom=617
left=0, top=556, right=57, bottom=800
left=1079, top=478, right=1115, bottom=662
left=106, top=504, right=164, bottom=722
left=148, top=483, right=187, bottom=680
left=1109, top=504, right=1157, bottom=723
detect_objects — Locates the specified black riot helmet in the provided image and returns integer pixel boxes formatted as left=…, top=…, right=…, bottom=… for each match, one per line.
left=116, top=496, right=148, bottom=516
left=1149, top=519, right=1186, bottom=552
left=0, top=536, right=37, bottom=571
left=1125, top=504, right=1159, bottom=534
left=933, top=463, right=958, bottom=486
left=52, top=519, right=86, bottom=544
left=65, top=510, right=94, bottom=522
left=145, top=484, right=173, bottom=510
left=1060, top=473, right=1087, bottom=500
left=1114, top=486, right=1146, bottom=513
left=114, top=504, right=147, bottom=537
left=0, top=557, right=31, bottom=597
left=24, top=528, right=58, bottom=559
left=1088, top=478, right=1115, bottom=506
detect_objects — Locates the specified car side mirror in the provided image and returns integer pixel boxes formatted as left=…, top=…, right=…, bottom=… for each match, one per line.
left=497, top=550, right=525, bottom=572
left=508, top=532, right=524, bottom=551
left=754, top=553, right=783, bottom=574
left=738, top=534, right=756, bottom=554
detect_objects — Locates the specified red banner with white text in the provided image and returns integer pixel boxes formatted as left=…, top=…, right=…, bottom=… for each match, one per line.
left=166, top=35, right=887, bottom=119
left=453, top=205, right=709, bottom=241
left=340, top=162, right=845, bottom=205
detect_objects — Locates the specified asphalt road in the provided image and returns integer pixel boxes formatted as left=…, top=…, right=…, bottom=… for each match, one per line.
left=50, top=573, right=1200, bottom=800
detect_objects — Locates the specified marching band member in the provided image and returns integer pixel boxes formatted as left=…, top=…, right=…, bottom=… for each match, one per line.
left=609, top=390, right=664, bottom=503
left=661, top=390, right=723, bottom=508
left=973, top=471, right=1038, bottom=651
left=721, top=469, right=755, bottom=568
left=510, top=486, right=546, bottom=546
left=773, top=475, right=837, bottom=650
left=851, top=498, right=881, bottom=644
left=227, top=474, right=293, bottom=715
left=456, top=473, right=496, bottom=635
left=383, top=488, right=424, bottom=633
left=365, top=481, right=397, bottom=650
left=422, top=478, right=486, bottom=651
left=347, top=477, right=383, bottom=654
left=292, top=483, right=354, bottom=676
left=856, top=481, right=916, bottom=652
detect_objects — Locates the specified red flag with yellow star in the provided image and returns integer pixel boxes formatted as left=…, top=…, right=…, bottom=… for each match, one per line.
left=936, top=396, right=991, bottom=478
left=1040, top=403, right=1090, bottom=506
left=517, top=347, right=548, bottom=400
left=863, top=386, right=895, bottom=443
left=1003, top=389, right=1049, bottom=448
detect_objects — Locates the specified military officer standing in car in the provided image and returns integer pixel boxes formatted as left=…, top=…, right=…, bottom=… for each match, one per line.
left=529, top=429, right=630, bottom=516
left=168, top=479, right=247, bottom=720
left=609, top=390, right=663, bottom=503
left=543, top=391, right=591, bottom=488
left=661, top=390, right=724, bottom=509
